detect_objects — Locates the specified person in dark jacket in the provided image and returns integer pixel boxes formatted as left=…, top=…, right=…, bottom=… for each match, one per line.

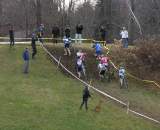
left=65, top=26, right=71, bottom=38
left=80, top=86, right=91, bottom=111
left=52, top=25, right=60, bottom=44
left=9, top=26, right=15, bottom=47
left=75, top=24, right=83, bottom=44
left=100, top=26, right=106, bottom=46
left=31, top=33, right=38, bottom=59
left=37, top=24, right=44, bottom=43
left=23, top=48, right=30, bottom=74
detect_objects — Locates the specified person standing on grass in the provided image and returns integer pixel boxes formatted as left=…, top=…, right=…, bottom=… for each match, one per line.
left=9, top=25, right=15, bottom=47
left=75, top=24, right=83, bottom=44
left=37, top=24, right=45, bottom=44
left=23, top=48, right=30, bottom=74
left=52, top=25, right=60, bottom=44
left=80, top=86, right=91, bottom=111
left=31, top=33, right=38, bottom=59
left=120, top=27, right=129, bottom=48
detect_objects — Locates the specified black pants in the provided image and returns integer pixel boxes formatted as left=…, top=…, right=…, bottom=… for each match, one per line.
left=10, top=38, right=15, bottom=46
left=52, top=36, right=58, bottom=44
left=80, top=98, right=88, bottom=110
left=32, top=47, right=37, bottom=59
left=38, top=35, right=43, bottom=43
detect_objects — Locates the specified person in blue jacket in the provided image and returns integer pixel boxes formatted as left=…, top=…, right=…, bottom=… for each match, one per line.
left=92, top=41, right=102, bottom=57
left=23, top=48, right=30, bottom=74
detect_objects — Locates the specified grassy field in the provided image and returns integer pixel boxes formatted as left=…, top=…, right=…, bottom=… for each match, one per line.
left=0, top=45, right=159, bottom=130
left=46, top=44, right=160, bottom=120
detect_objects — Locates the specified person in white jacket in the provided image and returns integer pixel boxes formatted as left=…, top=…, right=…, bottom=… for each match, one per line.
left=120, top=27, right=129, bottom=48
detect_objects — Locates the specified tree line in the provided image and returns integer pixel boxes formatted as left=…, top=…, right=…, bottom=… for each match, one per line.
left=0, top=0, right=160, bottom=42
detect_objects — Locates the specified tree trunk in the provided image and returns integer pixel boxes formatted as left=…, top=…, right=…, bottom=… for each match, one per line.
left=24, top=0, right=29, bottom=37
left=129, top=0, right=135, bottom=44
left=0, top=0, right=2, bottom=25
left=36, top=0, right=42, bottom=27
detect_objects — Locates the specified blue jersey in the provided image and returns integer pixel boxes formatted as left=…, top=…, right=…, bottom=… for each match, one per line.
left=95, top=43, right=102, bottom=52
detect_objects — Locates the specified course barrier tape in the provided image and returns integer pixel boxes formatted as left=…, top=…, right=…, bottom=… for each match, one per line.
left=0, top=36, right=107, bottom=43
left=40, top=43, right=160, bottom=124
left=104, top=46, right=160, bottom=89
left=0, top=40, right=159, bottom=124
left=0, top=42, right=31, bottom=44
left=1, top=36, right=159, bottom=88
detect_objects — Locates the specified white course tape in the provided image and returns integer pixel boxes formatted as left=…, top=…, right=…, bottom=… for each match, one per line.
left=0, top=42, right=31, bottom=44
left=0, top=37, right=93, bottom=41
left=41, top=43, right=160, bottom=125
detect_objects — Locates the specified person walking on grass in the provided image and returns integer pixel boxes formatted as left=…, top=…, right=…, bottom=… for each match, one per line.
left=75, top=23, right=83, bottom=44
left=120, top=27, right=129, bottom=48
left=9, top=25, right=15, bottom=47
left=31, top=33, right=38, bottom=59
left=23, top=48, right=30, bottom=74
left=80, top=86, right=91, bottom=111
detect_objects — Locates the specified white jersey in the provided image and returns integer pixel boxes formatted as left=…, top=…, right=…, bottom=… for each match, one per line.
left=119, top=68, right=125, bottom=78
left=77, top=52, right=82, bottom=58
left=98, top=63, right=106, bottom=71
left=120, top=30, right=128, bottom=39
left=77, top=59, right=82, bottom=66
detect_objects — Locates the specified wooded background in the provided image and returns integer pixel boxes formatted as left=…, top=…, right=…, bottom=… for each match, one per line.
left=0, top=0, right=160, bottom=42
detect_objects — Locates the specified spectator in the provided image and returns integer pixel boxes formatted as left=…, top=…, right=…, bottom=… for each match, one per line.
left=100, top=26, right=106, bottom=46
left=23, top=48, right=30, bottom=74
left=120, top=27, right=129, bottom=48
left=80, top=86, right=91, bottom=111
left=65, top=26, right=71, bottom=38
left=75, top=24, right=83, bottom=44
left=9, top=25, right=15, bottom=47
left=31, top=33, right=38, bottom=59
left=52, top=25, right=60, bottom=44
left=37, top=24, right=44, bottom=43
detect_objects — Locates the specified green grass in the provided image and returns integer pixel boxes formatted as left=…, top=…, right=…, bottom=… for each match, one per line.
left=0, top=45, right=159, bottom=130
left=46, top=44, right=160, bottom=120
